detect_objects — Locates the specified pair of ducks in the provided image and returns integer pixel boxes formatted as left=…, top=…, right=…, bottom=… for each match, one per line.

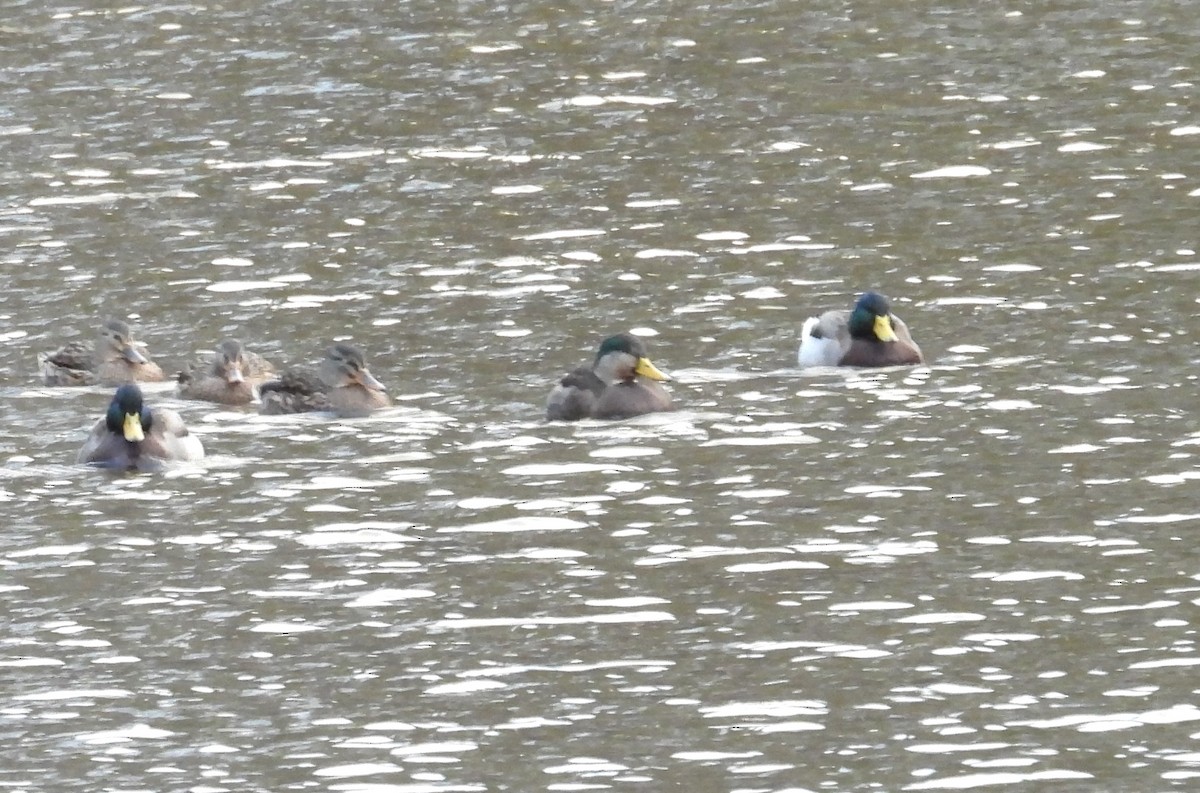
left=546, top=291, right=924, bottom=420
left=43, top=322, right=390, bottom=470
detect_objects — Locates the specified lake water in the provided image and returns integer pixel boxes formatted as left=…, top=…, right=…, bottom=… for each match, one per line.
left=2, top=1, right=1199, bottom=790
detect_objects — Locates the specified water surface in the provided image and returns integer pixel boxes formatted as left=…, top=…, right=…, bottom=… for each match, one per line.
left=2, top=1, right=1199, bottom=790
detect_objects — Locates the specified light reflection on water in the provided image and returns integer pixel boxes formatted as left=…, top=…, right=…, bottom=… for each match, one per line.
left=3, top=0, right=1200, bottom=789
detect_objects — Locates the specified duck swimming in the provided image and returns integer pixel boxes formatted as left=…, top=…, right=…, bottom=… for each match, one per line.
left=797, top=291, right=924, bottom=368
left=77, top=384, right=204, bottom=471
left=546, top=332, right=673, bottom=421
left=177, top=339, right=276, bottom=406
left=41, top=318, right=166, bottom=386
left=259, top=343, right=390, bottom=418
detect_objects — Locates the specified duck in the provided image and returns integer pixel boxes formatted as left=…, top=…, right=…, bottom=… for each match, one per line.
left=41, top=318, right=166, bottom=386
left=259, top=343, right=390, bottom=418
left=546, top=332, right=673, bottom=421
left=176, top=339, right=276, bottom=406
left=797, top=291, right=925, bottom=368
left=77, top=384, right=205, bottom=471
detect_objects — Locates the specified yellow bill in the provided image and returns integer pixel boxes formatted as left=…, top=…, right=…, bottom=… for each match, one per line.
left=873, top=315, right=899, bottom=343
left=634, top=357, right=670, bottom=382
left=123, top=412, right=145, bottom=442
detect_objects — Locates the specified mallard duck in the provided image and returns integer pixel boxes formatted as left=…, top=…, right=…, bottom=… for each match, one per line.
left=41, top=318, right=166, bottom=386
left=77, top=384, right=204, bottom=471
left=797, top=291, right=924, bottom=368
left=546, top=332, right=673, bottom=421
left=259, top=343, right=390, bottom=418
left=176, top=339, right=276, bottom=406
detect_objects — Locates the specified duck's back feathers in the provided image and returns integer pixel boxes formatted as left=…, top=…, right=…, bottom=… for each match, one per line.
left=40, top=341, right=97, bottom=386
left=890, top=314, right=922, bottom=358
left=797, top=311, right=851, bottom=368
left=241, top=351, right=276, bottom=381
left=546, top=367, right=606, bottom=421
left=259, top=367, right=330, bottom=414
left=142, top=407, right=204, bottom=462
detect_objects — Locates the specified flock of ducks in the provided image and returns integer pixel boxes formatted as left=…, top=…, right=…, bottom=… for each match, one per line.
left=47, top=291, right=923, bottom=472
left=42, top=320, right=392, bottom=471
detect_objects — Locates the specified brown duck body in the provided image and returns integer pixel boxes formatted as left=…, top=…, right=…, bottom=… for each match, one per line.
left=41, top=319, right=165, bottom=386
left=592, top=379, right=673, bottom=420
left=545, top=367, right=606, bottom=422
left=838, top=317, right=924, bottom=367
left=259, top=344, right=390, bottom=418
left=177, top=339, right=275, bottom=406
left=546, top=333, right=673, bottom=421
left=259, top=367, right=331, bottom=414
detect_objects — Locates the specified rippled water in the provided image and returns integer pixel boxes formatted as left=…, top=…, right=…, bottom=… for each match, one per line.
left=3, top=0, right=1199, bottom=790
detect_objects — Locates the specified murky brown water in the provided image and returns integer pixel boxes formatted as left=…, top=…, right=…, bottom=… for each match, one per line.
left=2, top=0, right=1199, bottom=790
